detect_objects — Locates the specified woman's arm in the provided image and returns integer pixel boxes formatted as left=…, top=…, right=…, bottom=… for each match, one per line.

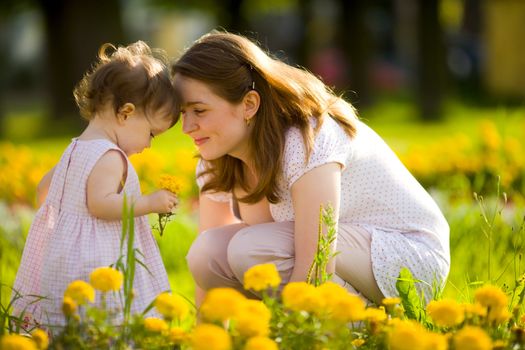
left=87, top=151, right=177, bottom=220
left=289, top=162, right=342, bottom=282
left=36, top=166, right=56, bottom=207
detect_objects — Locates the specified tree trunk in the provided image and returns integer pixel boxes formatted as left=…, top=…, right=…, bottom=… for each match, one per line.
left=37, top=0, right=125, bottom=131
left=337, top=0, right=372, bottom=106
left=416, top=0, right=446, bottom=120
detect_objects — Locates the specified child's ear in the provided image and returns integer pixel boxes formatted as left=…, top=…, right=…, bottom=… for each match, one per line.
left=243, top=90, right=260, bottom=123
left=117, top=103, right=136, bottom=123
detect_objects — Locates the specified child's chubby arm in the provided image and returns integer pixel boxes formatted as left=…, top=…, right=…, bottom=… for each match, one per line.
left=36, top=166, right=56, bottom=207
left=87, top=150, right=178, bottom=220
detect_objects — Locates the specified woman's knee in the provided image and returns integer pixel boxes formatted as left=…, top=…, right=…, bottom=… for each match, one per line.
left=226, top=228, right=254, bottom=280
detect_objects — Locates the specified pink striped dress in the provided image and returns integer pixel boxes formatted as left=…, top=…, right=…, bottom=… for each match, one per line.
left=12, top=138, right=170, bottom=330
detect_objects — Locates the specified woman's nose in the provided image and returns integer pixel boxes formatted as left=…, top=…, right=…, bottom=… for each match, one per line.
left=182, top=114, right=197, bottom=134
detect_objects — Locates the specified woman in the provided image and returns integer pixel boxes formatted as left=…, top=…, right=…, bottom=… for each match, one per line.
left=171, top=31, right=450, bottom=305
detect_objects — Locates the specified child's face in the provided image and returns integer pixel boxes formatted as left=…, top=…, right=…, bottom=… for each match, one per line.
left=117, top=108, right=172, bottom=156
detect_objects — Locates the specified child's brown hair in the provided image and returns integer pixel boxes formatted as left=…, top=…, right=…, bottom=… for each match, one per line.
left=74, top=41, right=179, bottom=125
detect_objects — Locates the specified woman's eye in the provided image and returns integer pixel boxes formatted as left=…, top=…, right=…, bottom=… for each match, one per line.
left=194, top=109, right=205, bottom=115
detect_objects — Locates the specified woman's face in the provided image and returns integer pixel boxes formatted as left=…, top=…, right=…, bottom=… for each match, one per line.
left=174, top=74, right=251, bottom=161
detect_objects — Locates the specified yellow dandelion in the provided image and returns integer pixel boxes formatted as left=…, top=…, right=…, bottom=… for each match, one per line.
left=244, top=336, right=278, bottom=350
left=89, top=267, right=123, bottom=292
left=168, top=327, right=186, bottom=344
left=425, top=332, right=448, bottom=350
left=62, top=296, right=77, bottom=316
left=474, top=285, right=508, bottom=310
left=364, top=307, right=387, bottom=323
left=382, top=297, right=401, bottom=306
left=282, top=282, right=323, bottom=313
left=463, top=302, right=487, bottom=318
left=235, top=300, right=271, bottom=337
left=388, top=320, right=427, bottom=350
left=329, top=293, right=366, bottom=322
left=158, top=174, right=183, bottom=194
left=154, top=292, right=189, bottom=321
left=0, top=334, right=37, bottom=350
left=190, top=323, right=232, bottom=350
left=144, top=317, right=169, bottom=333
left=31, top=329, right=49, bottom=350
left=351, top=338, right=365, bottom=347
left=427, top=299, right=465, bottom=328
left=453, top=326, right=492, bottom=350
left=492, top=340, right=507, bottom=350
left=200, top=288, right=246, bottom=322
left=243, top=263, right=281, bottom=292
left=64, top=280, right=95, bottom=305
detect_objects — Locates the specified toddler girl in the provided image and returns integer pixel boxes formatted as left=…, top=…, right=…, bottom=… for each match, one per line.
left=12, top=41, right=179, bottom=331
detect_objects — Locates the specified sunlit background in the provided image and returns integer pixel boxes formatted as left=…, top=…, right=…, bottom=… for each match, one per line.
left=1, top=0, right=525, bottom=306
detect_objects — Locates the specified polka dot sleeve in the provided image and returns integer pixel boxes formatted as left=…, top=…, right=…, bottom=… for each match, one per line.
left=283, top=117, right=352, bottom=189
left=196, top=159, right=232, bottom=202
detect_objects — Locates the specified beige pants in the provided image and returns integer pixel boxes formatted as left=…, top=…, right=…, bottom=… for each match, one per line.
left=186, top=221, right=385, bottom=304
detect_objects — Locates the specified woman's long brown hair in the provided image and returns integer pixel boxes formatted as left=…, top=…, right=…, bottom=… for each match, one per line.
left=172, top=31, right=358, bottom=204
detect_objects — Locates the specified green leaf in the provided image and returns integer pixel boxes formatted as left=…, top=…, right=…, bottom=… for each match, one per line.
left=396, top=267, right=424, bottom=321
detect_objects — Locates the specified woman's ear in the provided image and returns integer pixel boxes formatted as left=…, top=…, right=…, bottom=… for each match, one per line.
left=243, top=90, right=260, bottom=122
left=117, top=103, right=136, bottom=123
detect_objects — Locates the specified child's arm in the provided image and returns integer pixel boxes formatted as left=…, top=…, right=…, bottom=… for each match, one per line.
left=86, top=150, right=177, bottom=220
left=36, top=166, right=56, bottom=207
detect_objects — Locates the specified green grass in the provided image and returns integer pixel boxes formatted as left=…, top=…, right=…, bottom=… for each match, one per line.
left=1, top=98, right=525, bottom=308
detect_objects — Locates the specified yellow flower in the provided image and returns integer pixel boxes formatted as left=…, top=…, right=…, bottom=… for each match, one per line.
left=31, top=329, right=49, bottom=350
left=243, top=263, right=281, bottom=292
left=168, top=327, right=186, bottom=344
left=154, top=292, right=189, bottom=320
left=64, top=280, right=95, bottom=305
left=364, top=307, right=387, bottom=323
left=388, top=320, right=427, bottom=350
left=244, top=336, right=278, bottom=350
left=0, top=334, right=37, bottom=350
left=282, top=282, right=323, bottom=313
left=144, top=317, right=169, bottom=333
left=317, top=283, right=366, bottom=322
left=351, top=338, right=365, bottom=347
left=427, top=299, right=465, bottom=328
left=190, top=323, right=232, bottom=350
left=453, top=326, right=492, bottom=350
left=235, top=300, right=271, bottom=337
left=200, top=288, right=246, bottom=322
left=463, top=302, right=487, bottom=318
left=474, top=285, right=508, bottom=310
left=62, top=296, right=77, bottom=316
left=89, top=267, right=123, bottom=292
left=158, top=174, right=183, bottom=193
left=382, top=297, right=401, bottom=306
left=424, top=332, right=448, bottom=350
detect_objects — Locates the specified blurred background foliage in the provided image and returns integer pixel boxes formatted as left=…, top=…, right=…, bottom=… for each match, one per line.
left=1, top=0, right=525, bottom=305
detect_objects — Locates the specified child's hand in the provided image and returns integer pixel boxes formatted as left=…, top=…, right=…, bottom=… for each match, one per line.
left=147, top=189, right=178, bottom=214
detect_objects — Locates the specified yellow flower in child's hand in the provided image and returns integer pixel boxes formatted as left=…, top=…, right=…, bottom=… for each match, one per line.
left=244, top=336, right=278, bottom=350
left=64, top=280, right=95, bottom=305
left=243, top=263, right=281, bottom=292
left=427, top=299, right=465, bottom=327
left=0, top=334, right=38, bottom=350
left=200, top=288, right=246, bottom=322
left=31, top=329, right=48, bottom=350
left=154, top=292, right=189, bottom=320
left=89, top=267, right=123, bottom=292
left=351, top=338, right=365, bottom=347
left=190, top=323, right=232, bottom=350
left=158, top=174, right=183, bottom=193
left=144, top=317, right=169, bottom=333
left=453, top=326, right=492, bottom=350
left=62, top=296, right=77, bottom=316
